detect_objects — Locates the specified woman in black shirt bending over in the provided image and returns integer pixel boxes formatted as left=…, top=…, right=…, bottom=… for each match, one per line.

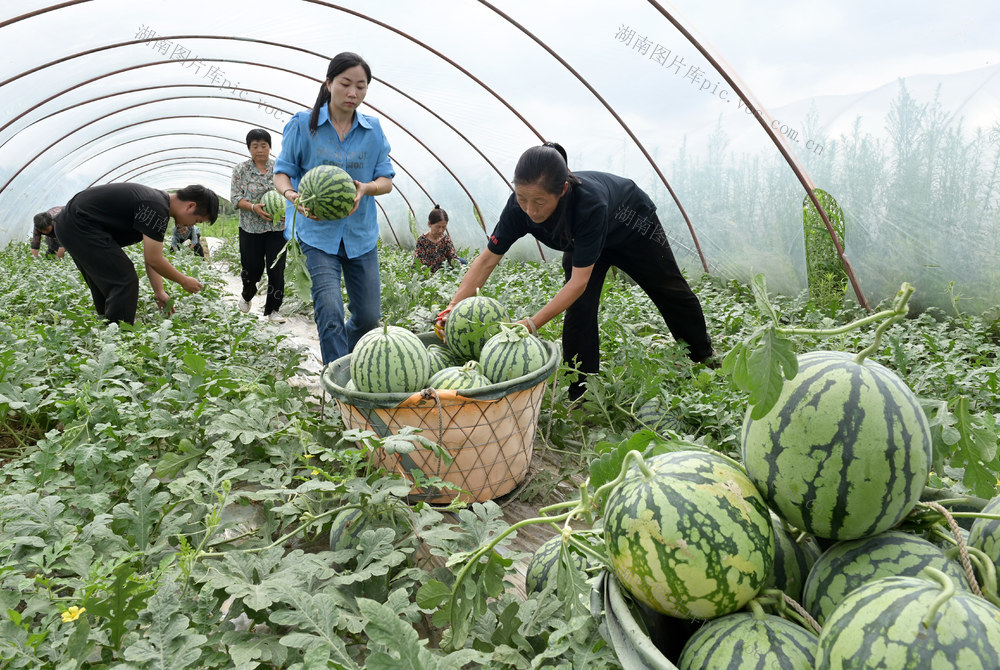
left=438, top=142, right=713, bottom=400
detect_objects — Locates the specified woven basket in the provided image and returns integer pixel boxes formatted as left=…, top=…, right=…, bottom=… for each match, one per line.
left=321, top=332, right=560, bottom=503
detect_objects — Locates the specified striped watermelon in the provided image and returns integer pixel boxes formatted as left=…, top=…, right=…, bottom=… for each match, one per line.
left=525, top=534, right=597, bottom=594
left=968, top=495, right=1000, bottom=572
left=426, top=344, right=458, bottom=377
left=603, top=450, right=774, bottom=619
left=678, top=610, right=818, bottom=669
left=428, top=360, right=492, bottom=391
left=741, top=350, right=932, bottom=541
left=479, top=323, right=548, bottom=383
left=802, top=530, right=971, bottom=625
left=298, top=164, right=357, bottom=221
left=350, top=325, right=430, bottom=393
left=328, top=506, right=412, bottom=571
left=258, top=189, right=286, bottom=222
left=815, top=570, right=1000, bottom=668
left=444, top=295, right=509, bottom=361
left=635, top=394, right=687, bottom=434
left=763, top=512, right=822, bottom=603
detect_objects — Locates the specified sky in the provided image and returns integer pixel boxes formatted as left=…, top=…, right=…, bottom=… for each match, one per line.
left=675, top=0, right=1000, bottom=107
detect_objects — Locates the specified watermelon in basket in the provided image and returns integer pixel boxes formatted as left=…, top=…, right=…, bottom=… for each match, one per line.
left=322, top=332, right=560, bottom=503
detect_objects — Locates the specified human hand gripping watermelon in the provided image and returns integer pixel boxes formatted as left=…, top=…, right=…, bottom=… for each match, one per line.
left=295, top=165, right=358, bottom=221
left=433, top=306, right=452, bottom=340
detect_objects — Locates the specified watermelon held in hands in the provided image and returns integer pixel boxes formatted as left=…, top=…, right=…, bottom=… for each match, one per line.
left=298, top=164, right=357, bottom=220
left=815, top=569, right=1000, bottom=668
left=603, top=450, right=774, bottom=619
left=258, top=189, right=286, bottom=223
left=443, top=294, right=509, bottom=361
left=741, top=350, right=932, bottom=541
left=350, top=324, right=430, bottom=393
left=479, top=323, right=548, bottom=383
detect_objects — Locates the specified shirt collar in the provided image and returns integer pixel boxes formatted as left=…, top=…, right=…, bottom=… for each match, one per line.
left=317, top=104, right=372, bottom=131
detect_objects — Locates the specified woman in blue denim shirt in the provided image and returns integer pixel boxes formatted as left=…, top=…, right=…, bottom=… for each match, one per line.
left=274, top=52, right=395, bottom=364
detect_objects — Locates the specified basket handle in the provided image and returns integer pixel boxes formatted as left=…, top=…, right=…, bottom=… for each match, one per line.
left=419, top=387, right=446, bottom=444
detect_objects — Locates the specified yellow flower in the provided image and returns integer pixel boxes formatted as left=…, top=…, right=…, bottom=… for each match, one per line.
left=303, top=454, right=314, bottom=460
left=61, top=606, right=86, bottom=623
left=311, top=469, right=319, bottom=476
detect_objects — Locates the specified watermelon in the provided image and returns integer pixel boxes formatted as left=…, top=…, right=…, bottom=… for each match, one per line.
left=741, top=350, right=932, bottom=541
left=635, top=394, right=687, bottom=434
left=426, top=344, right=458, bottom=377
left=258, top=189, right=286, bottom=222
left=678, top=610, right=818, bottom=669
left=444, top=295, right=509, bottom=361
left=802, top=530, right=971, bottom=625
left=968, top=495, right=1000, bottom=572
left=428, top=360, right=492, bottom=391
left=298, top=164, right=357, bottom=220
left=525, top=534, right=598, bottom=594
left=479, top=323, right=549, bottom=383
left=815, top=570, right=1000, bottom=669
left=602, top=450, right=774, bottom=619
left=350, top=325, right=430, bottom=393
left=328, top=506, right=412, bottom=571
left=763, top=512, right=822, bottom=603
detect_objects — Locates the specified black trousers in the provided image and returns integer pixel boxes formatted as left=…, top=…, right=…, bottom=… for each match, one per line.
left=55, top=216, right=140, bottom=324
left=239, top=229, right=286, bottom=315
left=561, top=219, right=712, bottom=399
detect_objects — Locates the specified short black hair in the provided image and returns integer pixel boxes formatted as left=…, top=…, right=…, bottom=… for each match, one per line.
left=33, top=211, right=54, bottom=232
left=175, top=184, right=219, bottom=224
left=246, top=128, right=271, bottom=149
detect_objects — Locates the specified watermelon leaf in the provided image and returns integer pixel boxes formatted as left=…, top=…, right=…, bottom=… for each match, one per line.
left=727, top=324, right=799, bottom=420
left=749, top=272, right=779, bottom=323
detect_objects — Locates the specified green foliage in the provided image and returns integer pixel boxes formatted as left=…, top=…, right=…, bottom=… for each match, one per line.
left=802, top=187, right=848, bottom=310
left=0, top=239, right=998, bottom=666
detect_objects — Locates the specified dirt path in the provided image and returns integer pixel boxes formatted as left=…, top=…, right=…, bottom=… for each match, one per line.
left=203, top=237, right=324, bottom=394
left=203, top=238, right=576, bottom=595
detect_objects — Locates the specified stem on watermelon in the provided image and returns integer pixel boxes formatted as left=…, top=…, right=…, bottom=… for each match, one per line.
left=446, top=450, right=653, bottom=643
left=561, top=527, right=611, bottom=569
left=770, top=283, right=914, bottom=364
left=920, top=566, right=956, bottom=629
left=968, top=548, right=1000, bottom=607
left=753, top=589, right=822, bottom=634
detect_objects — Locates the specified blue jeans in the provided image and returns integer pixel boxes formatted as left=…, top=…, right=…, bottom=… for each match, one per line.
left=300, top=240, right=381, bottom=364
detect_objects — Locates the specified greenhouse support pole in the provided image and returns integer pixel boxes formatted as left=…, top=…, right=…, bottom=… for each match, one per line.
left=647, top=0, right=869, bottom=311
left=481, top=1, right=710, bottom=274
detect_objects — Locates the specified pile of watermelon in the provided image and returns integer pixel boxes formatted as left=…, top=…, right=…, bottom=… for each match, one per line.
left=525, top=343, right=1000, bottom=668
left=345, top=295, right=551, bottom=394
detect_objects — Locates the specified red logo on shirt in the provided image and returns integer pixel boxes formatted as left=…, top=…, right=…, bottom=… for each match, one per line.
left=489, top=234, right=499, bottom=245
